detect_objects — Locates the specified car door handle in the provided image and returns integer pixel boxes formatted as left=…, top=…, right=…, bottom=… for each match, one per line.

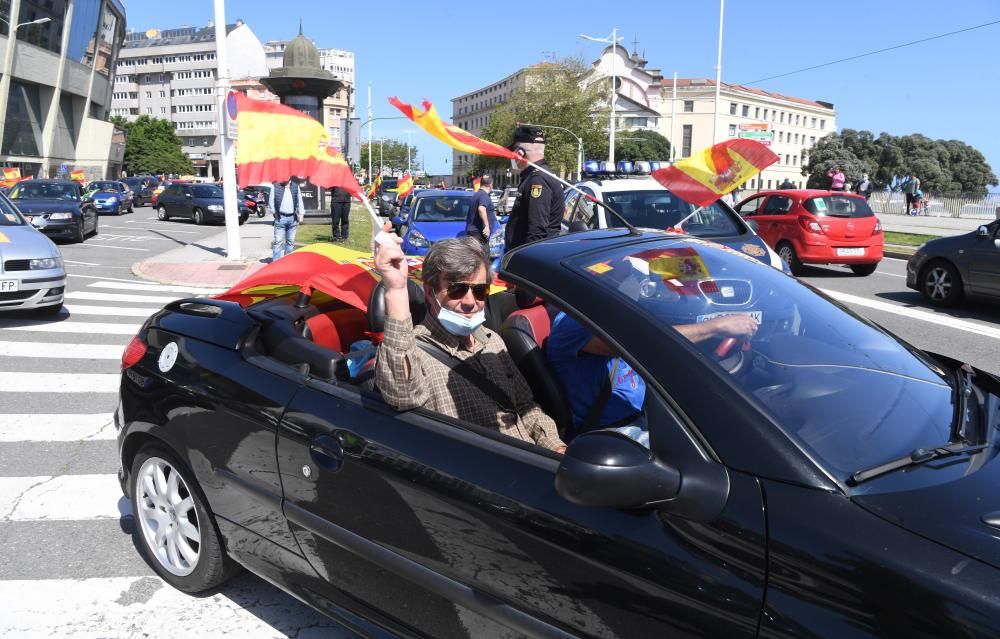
left=309, top=434, right=344, bottom=472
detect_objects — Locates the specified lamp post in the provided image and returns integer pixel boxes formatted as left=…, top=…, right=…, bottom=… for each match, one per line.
left=403, top=129, right=413, bottom=174
left=580, top=28, right=622, bottom=165
left=517, top=121, right=583, bottom=181
left=0, top=16, right=53, bottom=154
left=712, top=0, right=725, bottom=144
left=212, top=0, right=239, bottom=259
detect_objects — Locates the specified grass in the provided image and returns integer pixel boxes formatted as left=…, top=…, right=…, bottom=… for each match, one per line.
left=296, top=204, right=380, bottom=253
left=883, top=231, right=939, bottom=246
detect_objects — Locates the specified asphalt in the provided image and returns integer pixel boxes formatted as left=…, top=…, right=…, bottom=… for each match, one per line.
left=131, top=210, right=994, bottom=288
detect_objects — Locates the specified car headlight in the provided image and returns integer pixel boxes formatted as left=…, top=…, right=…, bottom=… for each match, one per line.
left=207, top=205, right=224, bottom=212
left=30, top=257, right=63, bottom=270
left=408, top=229, right=430, bottom=248
left=49, top=212, right=72, bottom=220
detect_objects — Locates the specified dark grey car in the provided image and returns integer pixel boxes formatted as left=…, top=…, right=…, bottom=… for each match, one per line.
left=906, top=219, right=1000, bottom=306
left=156, top=183, right=249, bottom=225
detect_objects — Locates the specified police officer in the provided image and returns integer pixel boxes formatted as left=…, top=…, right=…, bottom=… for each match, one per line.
left=504, top=125, right=564, bottom=251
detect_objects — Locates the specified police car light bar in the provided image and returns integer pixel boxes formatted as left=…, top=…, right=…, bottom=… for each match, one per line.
left=583, top=159, right=665, bottom=177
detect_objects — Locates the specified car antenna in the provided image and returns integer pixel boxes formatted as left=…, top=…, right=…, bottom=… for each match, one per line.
left=523, top=160, right=640, bottom=235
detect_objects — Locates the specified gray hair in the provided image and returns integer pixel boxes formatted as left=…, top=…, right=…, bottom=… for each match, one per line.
left=423, top=235, right=493, bottom=291
left=481, top=175, right=493, bottom=186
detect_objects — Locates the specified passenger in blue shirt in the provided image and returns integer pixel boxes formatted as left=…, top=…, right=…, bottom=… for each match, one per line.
left=466, top=175, right=497, bottom=243
left=548, top=310, right=758, bottom=446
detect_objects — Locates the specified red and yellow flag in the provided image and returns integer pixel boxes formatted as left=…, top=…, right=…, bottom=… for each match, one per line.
left=397, top=172, right=414, bottom=199
left=472, top=177, right=482, bottom=192
left=652, top=139, right=778, bottom=207
left=389, top=97, right=519, bottom=160
left=311, top=145, right=364, bottom=198
left=366, top=173, right=382, bottom=199
left=3, top=168, right=21, bottom=181
left=70, top=170, right=86, bottom=181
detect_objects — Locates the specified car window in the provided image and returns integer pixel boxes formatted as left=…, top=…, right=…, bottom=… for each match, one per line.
left=568, top=238, right=955, bottom=479
left=764, top=195, right=793, bottom=214
left=563, top=191, right=582, bottom=224
left=0, top=193, right=26, bottom=225
left=412, top=195, right=470, bottom=221
left=192, top=185, right=223, bottom=198
left=737, top=196, right=765, bottom=215
left=604, top=190, right=742, bottom=237
left=804, top=195, right=874, bottom=218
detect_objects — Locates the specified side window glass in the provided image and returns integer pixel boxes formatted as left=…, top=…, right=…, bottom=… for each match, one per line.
left=764, top=196, right=792, bottom=214
left=563, top=191, right=582, bottom=224
left=737, top=196, right=763, bottom=215
left=576, top=188, right=597, bottom=227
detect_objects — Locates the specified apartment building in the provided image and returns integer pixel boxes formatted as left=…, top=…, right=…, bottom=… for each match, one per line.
left=110, top=20, right=267, bottom=178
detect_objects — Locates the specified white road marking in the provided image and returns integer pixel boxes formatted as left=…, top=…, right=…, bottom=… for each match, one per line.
left=820, top=288, right=1000, bottom=340
left=0, top=413, right=115, bottom=442
left=0, top=340, right=124, bottom=358
left=66, top=291, right=178, bottom=304
left=0, top=576, right=350, bottom=638
left=102, top=224, right=200, bottom=234
left=0, top=475, right=126, bottom=520
left=875, top=271, right=905, bottom=278
left=88, top=234, right=174, bottom=242
left=0, top=371, right=120, bottom=393
left=0, top=320, right=139, bottom=335
left=69, top=273, right=170, bottom=284
left=63, top=304, right=158, bottom=317
left=70, top=243, right=150, bottom=252
left=63, top=260, right=100, bottom=266
left=85, top=280, right=223, bottom=295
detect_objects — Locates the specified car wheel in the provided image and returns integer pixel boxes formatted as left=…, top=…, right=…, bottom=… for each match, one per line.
left=776, top=242, right=803, bottom=276
left=128, top=203, right=134, bottom=214
left=157, top=206, right=169, bottom=221
left=130, top=446, right=239, bottom=593
left=35, top=301, right=63, bottom=316
left=73, top=219, right=85, bottom=243
left=850, top=263, right=878, bottom=276
left=193, top=208, right=204, bottom=225
left=920, top=260, right=963, bottom=307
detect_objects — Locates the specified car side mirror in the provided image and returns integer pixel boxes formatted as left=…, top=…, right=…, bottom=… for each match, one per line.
left=555, top=431, right=680, bottom=509
left=567, top=220, right=589, bottom=233
left=977, top=225, right=989, bottom=237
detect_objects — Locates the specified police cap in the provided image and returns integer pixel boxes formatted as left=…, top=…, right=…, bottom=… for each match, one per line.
left=508, top=125, right=545, bottom=149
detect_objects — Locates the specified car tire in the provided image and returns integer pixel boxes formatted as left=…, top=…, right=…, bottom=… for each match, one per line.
left=35, top=301, right=63, bottom=316
left=850, top=263, right=878, bottom=276
left=777, top=242, right=803, bottom=276
left=193, top=208, right=205, bottom=225
left=920, top=260, right=963, bottom=307
left=157, top=206, right=169, bottom=221
left=130, top=445, right=239, bottom=593
left=73, top=219, right=85, bottom=243
left=128, top=203, right=134, bottom=214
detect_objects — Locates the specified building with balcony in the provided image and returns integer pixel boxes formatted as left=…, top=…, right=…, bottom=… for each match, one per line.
left=110, top=20, right=267, bottom=178
left=0, top=0, right=127, bottom=180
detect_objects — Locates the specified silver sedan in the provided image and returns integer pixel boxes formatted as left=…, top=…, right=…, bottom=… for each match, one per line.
left=0, top=194, right=66, bottom=314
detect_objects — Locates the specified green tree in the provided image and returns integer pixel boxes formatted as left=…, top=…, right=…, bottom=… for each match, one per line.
left=615, top=130, right=671, bottom=163
left=111, top=115, right=193, bottom=175
left=471, top=57, right=610, bottom=180
left=359, top=139, right=418, bottom=176
left=801, top=135, right=868, bottom=189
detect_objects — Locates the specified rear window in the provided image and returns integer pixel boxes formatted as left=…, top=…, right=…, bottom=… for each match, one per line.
left=805, top=195, right=873, bottom=218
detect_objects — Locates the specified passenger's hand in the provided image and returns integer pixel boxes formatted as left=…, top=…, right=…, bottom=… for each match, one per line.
left=373, top=222, right=407, bottom=291
left=553, top=445, right=567, bottom=454
left=707, top=314, right=759, bottom=340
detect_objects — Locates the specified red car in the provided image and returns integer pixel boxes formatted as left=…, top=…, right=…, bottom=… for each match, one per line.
left=734, top=189, right=883, bottom=276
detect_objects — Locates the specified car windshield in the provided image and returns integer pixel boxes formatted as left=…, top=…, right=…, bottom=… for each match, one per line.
left=604, top=190, right=743, bottom=237
left=569, top=237, right=954, bottom=479
left=10, top=183, right=78, bottom=201
left=0, top=193, right=26, bottom=225
left=89, top=182, right=119, bottom=192
left=805, top=195, right=874, bottom=218
left=413, top=195, right=471, bottom=221
left=192, top=185, right=223, bottom=199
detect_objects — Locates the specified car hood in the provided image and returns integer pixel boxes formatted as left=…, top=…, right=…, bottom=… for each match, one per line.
left=411, top=220, right=468, bottom=241
left=12, top=199, right=79, bottom=213
left=0, top=224, right=59, bottom=259
left=91, top=193, right=122, bottom=201
left=920, top=232, right=976, bottom=254
left=716, top=236, right=774, bottom=266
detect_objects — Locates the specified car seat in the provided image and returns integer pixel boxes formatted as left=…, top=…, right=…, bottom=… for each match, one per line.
left=303, top=306, right=369, bottom=353
left=500, top=301, right=574, bottom=438
left=366, top=280, right=427, bottom=334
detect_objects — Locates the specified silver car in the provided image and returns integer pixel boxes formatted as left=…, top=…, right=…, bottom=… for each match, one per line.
left=0, top=192, right=66, bottom=314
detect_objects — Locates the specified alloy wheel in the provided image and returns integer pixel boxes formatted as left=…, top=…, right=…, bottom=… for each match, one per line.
left=135, top=456, right=201, bottom=576
left=924, top=266, right=954, bottom=303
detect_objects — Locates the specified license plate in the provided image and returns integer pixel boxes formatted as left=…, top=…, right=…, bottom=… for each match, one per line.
left=697, top=311, right=762, bottom=323
left=836, top=247, right=865, bottom=256
left=0, top=279, right=18, bottom=292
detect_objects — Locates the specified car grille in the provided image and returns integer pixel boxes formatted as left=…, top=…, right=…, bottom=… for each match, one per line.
left=0, top=289, right=36, bottom=301
left=699, top=279, right=753, bottom=305
left=4, top=259, right=30, bottom=272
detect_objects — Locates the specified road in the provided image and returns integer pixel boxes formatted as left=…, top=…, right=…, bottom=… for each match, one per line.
left=0, top=206, right=351, bottom=638
left=1, top=209, right=997, bottom=637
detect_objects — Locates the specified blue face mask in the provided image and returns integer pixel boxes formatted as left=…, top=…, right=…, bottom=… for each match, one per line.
left=434, top=295, right=486, bottom=337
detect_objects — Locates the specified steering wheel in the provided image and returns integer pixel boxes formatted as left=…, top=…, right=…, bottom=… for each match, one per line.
left=714, top=336, right=752, bottom=359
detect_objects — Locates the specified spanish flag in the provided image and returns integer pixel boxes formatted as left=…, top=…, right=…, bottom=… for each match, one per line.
left=389, top=97, right=518, bottom=160
left=311, top=145, right=364, bottom=198
left=366, top=173, right=382, bottom=199
left=652, top=139, right=778, bottom=207
left=472, top=177, right=482, bottom=192
left=397, top=172, right=414, bottom=199
left=3, top=168, right=21, bottom=180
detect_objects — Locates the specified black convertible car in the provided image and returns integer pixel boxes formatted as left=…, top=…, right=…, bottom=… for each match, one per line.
left=116, top=229, right=1000, bottom=638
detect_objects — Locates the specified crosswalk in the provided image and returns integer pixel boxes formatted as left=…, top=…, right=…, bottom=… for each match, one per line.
left=0, top=277, right=349, bottom=637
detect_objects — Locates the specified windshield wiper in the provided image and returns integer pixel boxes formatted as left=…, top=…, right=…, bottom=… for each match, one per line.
left=953, top=363, right=976, bottom=442
left=848, top=442, right=988, bottom=486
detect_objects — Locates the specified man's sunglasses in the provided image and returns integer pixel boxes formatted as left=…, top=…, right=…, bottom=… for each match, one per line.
left=445, top=282, right=490, bottom=301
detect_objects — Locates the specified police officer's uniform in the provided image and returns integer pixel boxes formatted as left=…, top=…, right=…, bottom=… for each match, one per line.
left=504, top=126, right=564, bottom=251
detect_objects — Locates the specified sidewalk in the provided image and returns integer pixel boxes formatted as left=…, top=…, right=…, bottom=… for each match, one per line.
left=878, top=212, right=987, bottom=236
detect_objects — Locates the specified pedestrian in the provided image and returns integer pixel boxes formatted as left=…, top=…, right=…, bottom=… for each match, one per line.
left=826, top=166, right=846, bottom=191
left=900, top=173, right=920, bottom=215
left=504, top=125, right=563, bottom=250
left=330, top=186, right=352, bottom=242
left=856, top=173, right=873, bottom=201
left=268, top=177, right=305, bottom=262
left=466, top=175, right=497, bottom=245
left=779, top=178, right=796, bottom=189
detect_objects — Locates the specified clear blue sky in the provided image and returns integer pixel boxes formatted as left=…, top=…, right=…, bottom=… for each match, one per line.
left=124, top=0, right=1000, bottom=184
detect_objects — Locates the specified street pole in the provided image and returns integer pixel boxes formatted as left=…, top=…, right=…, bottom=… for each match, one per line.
left=379, top=138, right=383, bottom=174
left=405, top=130, right=412, bottom=174
left=671, top=71, right=678, bottom=162
left=609, top=27, right=617, bottom=165
left=712, top=0, right=725, bottom=145
left=213, top=0, right=240, bottom=259
left=367, top=83, right=372, bottom=182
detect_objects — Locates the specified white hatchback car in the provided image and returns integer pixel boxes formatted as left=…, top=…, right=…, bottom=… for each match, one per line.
left=0, top=192, right=66, bottom=314
left=565, top=175, right=787, bottom=271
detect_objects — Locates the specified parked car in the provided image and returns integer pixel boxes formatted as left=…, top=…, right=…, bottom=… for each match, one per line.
left=489, top=188, right=503, bottom=206
left=735, top=189, right=883, bottom=275
left=568, top=175, right=786, bottom=271
left=150, top=179, right=191, bottom=208
left=0, top=191, right=65, bottom=314
left=393, top=189, right=503, bottom=264
left=155, top=183, right=249, bottom=225
left=122, top=176, right=159, bottom=207
left=906, top=218, right=1000, bottom=306
left=7, top=179, right=96, bottom=243
left=85, top=180, right=134, bottom=215
left=498, top=186, right=518, bottom=214
left=117, top=227, right=1000, bottom=637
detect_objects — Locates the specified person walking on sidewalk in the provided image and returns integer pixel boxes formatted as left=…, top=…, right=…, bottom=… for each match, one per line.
left=900, top=173, right=920, bottom=215
left=826, top=166, right=846, bottom=191
left=856, top=174, right=873, bottom=201
left=330, top=186, right=352, bottom=242
left=269, top=178, right=305, bottom=261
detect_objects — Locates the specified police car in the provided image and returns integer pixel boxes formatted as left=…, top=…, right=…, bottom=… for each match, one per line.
left=564, top=160, right=787, bottom=272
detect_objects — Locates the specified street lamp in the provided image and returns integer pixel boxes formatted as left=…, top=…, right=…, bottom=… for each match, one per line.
left=0, top=16, right=53, bottom=154
left=712, top=0, right=725, bottom=144
left=579, top=28, right=623, bottom=165
left=518, top=121, right=584, bottom=182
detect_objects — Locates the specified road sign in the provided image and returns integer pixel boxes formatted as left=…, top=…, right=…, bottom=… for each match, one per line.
left=224, top=92, right=238, bottom=140
left=739, top=130, right=774, bottom=141
left=739, top=123, right=770, bottom=131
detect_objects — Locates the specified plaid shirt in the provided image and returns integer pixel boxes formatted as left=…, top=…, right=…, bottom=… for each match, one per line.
left=375, top=313, right=565, bottom=451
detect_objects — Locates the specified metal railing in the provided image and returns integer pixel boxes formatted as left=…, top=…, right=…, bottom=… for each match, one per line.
left=866, top=191, right=1000, bottom=219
